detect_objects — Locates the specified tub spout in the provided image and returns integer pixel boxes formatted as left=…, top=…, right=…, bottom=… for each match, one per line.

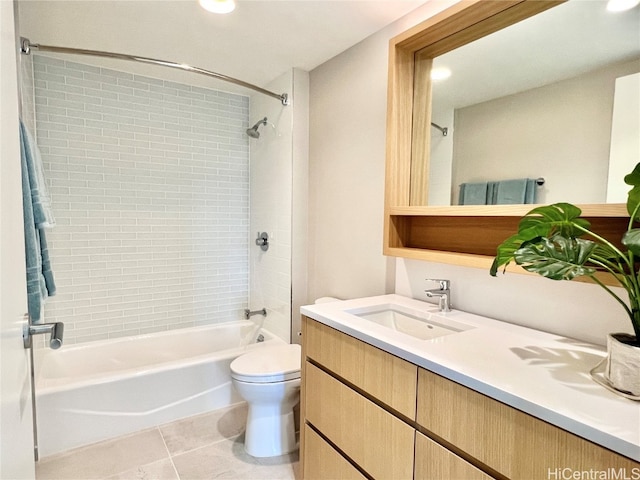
left=244, top=308, right=267, bottom=319
left=24, top=321, right=64, bottom=349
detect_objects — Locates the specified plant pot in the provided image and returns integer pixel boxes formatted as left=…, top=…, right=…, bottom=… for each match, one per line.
left=605, top=333, right=640, bottom=395
left=591, top=333, right=640, bottom=400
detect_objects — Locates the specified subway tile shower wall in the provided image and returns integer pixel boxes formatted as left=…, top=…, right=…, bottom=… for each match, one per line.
left=32, top=54, right=250, bottom=345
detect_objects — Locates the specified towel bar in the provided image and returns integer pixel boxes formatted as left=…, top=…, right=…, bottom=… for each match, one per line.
left=23, top=321, right=64, bottom=349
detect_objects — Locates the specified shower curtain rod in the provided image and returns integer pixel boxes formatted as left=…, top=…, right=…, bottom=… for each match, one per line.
left=20, top=37, right=289, bottom=106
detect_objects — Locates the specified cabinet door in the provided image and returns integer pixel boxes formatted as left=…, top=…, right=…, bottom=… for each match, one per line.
left=416, top=368, right=639, bottom=478
left=303, top=316, right=417, bottom=419
left=304, top=362, right=415, bottom=480
left=415, top=431, right=494, bottom=480
left=303, top=425, right=367, bottom=480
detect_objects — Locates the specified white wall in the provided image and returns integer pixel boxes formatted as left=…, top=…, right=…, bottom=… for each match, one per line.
left=309, top=1, right=634, bottom=346
left=249, top=70, right=294, bottom=342
left=308, top=0, right=459, bottom=303
left=291, top=69, right=310, bottom=342
left=249, top=68, right=309, bottom=343
left=607, top=72, right=640, bottom=203
left=451, top=59, right=640, bottom=205
left=396, top=259, right=632, bottom=346
left=428, top=107, right=454, bottom=205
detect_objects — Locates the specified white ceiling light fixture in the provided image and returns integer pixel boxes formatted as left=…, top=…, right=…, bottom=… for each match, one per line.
left=199, top=0, right=236, bottom=14
left=431, top=67, right=452, bottom=81
left=606, top=0, right=640, bottom=12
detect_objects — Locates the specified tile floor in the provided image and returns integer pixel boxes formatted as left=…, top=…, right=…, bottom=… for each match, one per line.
left=35, top=403, right=300, bottom=480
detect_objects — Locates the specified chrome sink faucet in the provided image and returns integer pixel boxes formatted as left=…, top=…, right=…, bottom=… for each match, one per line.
left=425, top=279, right=451, bottom=312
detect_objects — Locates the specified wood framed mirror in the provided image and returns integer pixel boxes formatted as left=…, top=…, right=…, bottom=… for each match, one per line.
left=383, top=0, right=633, bottom=273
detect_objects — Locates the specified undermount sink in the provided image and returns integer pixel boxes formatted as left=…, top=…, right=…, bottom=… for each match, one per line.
left=345, top=303, right=475, bottom=341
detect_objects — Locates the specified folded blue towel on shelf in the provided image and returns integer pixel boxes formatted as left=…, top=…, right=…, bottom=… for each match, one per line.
left=20, top=120, right=56, bottom=322
left=458, top=182, right=489, bottom=205
left=459, top=178, right=538, bottom=205
left=495, top=178, right=537, bottom=205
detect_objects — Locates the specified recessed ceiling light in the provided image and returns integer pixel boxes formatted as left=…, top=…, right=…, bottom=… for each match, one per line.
left=606, top=0, right=639, bottom=12
left=199, top=0, right=236, bottom=14
left=431, top=67, right=452, bottom=81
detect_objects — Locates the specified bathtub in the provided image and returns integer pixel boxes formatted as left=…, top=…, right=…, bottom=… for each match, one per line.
left=34, top=320, right=284, bottom=458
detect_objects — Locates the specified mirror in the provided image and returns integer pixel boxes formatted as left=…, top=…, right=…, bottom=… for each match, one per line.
left=416, top=0, right=640, bottom=206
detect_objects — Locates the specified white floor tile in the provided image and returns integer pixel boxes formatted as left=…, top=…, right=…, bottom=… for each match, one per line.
left=35, top=405, right=299, bottom=480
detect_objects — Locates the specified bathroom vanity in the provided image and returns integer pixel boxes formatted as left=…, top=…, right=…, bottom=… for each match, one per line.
left=299, top=295, right=640, bottom=479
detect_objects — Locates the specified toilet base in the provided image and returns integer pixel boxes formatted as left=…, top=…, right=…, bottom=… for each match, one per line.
left=244, top=403, right=298, bottom=457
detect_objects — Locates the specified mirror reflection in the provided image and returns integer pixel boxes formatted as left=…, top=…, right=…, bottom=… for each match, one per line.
left=426, top=0, right=640, bottom=207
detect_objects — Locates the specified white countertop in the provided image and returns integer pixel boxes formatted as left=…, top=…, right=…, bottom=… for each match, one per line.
left=301, top=294, right=640, bottom=462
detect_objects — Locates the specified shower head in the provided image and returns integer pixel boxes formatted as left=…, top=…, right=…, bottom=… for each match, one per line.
left=246, top=117, right=267, bottom=139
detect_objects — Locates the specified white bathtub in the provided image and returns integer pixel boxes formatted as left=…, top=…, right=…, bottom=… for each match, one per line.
left=34, top=321, right=284, bottom=458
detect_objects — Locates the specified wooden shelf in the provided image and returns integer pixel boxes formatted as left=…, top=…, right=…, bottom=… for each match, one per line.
left=384, top=204, right=630, bottom=287
left=387, top=203, right=628, bottom=217
left=386, top=206, right=629, bottom=258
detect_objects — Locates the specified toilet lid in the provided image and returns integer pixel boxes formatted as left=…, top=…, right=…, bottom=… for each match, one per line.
left=230, top=344, right=301, bottom=383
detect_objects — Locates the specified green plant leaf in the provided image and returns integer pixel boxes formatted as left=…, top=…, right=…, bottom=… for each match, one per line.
left=624, top=163, right=640, bottom=187
left=489, top=162, right=640, bottom=339
left=622, top=228, right=640, bottom=256
left=513, top=235, right=597, bottom=280
left=627, top=185, right=640, bottom=221
left=517, top=203, right=590, bottom=238
left=490, top=234, right=524, bottom=275
left=624, top=163, right=640, bottom=221
left=490, top=203, right=591, bottom=275
left=592, top=243, right=623, bottom=263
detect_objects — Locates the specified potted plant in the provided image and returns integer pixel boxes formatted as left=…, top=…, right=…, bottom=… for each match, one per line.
left=490, top=163, right=640, bottom=399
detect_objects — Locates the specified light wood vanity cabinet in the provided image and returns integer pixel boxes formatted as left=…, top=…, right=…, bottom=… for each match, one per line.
left=414, top=431, right=493, bottom=480
left=303, top=425, right=367, bottom=480
left=301, top=316, right=639, bottom=479
left=302, top=314, right=417, bottom=419
left=417, top=368, right=639, bottom=478
left=304, top=362, right=415, bottom=479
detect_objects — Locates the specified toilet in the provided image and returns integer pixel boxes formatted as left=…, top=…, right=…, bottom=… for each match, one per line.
left=230, top=343, right=301, bottom=457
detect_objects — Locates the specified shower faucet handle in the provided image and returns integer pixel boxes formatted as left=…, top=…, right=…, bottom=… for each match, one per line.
left=255, top=232, right=269, bottom=251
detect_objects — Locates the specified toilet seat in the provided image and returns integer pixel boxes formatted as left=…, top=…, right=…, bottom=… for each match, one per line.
left=230, top=344, right=301, bottom=383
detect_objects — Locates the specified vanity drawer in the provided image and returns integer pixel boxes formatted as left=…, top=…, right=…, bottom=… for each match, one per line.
left=303, top=425, right=367, bottom=480
left=304, top=361, right=415, bottom=480
left=415, top=431, right=494, bottom=480
left=416, top=368, right=639, bottom=478
left=302, top=316, right=417, bottom=419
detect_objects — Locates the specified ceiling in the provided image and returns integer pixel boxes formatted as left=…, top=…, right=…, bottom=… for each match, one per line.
left=20, top=0, right=637, bottom=109
left=18, top=0, right=428, bottom=93
left=432, top=0, right=640, bottom=111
